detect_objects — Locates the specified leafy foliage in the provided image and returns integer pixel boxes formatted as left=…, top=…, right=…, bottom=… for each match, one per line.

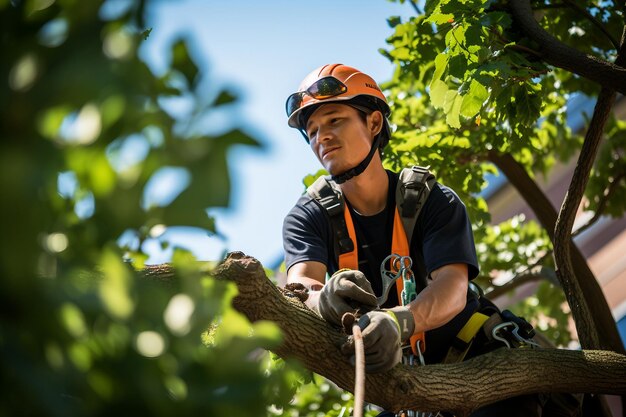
left=382, top=0, right=625, bottom=345
left=0, top=1, right=321, bottom=416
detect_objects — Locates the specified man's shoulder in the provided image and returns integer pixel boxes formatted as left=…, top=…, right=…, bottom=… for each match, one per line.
left=286, top=192, right=327, bottom=220
left=431, top=182, right=463, bottom=205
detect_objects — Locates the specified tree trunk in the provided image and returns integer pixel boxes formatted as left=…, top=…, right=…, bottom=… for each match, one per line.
left=204, top=252, right=626, bottom=417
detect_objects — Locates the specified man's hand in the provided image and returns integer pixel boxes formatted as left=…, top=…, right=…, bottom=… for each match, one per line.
left=316, top=269, right=378, bottom=326
left=342, top=307, right=415, bottom=373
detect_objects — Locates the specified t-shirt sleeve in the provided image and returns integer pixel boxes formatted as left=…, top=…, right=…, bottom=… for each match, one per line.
left=282, top=195, right=332, bottom=272
left=419, top=184, right=479, bottom=279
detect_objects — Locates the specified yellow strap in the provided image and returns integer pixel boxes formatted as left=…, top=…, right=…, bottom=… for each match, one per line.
left=456, top=312, right=490, bottom=344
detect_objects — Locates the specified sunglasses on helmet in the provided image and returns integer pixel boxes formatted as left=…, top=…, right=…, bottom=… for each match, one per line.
left=285, top=76, right=348, bottom=118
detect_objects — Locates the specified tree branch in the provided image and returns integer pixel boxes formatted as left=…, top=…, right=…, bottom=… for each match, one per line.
left=485, top=266, right=557, bottom=300
left=507, top=0, right=626, bottom=94
left=551, top=18, right=626, bottom=350
left=209, top=252, right=626, bottom=417
left=554, top=88, right=616, bottom=350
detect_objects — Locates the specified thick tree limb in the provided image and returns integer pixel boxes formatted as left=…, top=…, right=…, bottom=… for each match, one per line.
left=507, top=0, right=626, bottom=94
left=554, top=88, right=617, bottom=350
left=213, top=252, right=626, bottom=417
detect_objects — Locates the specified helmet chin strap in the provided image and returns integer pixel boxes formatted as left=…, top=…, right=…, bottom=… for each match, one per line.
left=331, top=134, right=382, bottom=184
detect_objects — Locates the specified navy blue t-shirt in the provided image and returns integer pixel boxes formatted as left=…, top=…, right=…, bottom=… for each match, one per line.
left=282, top=170, right=480, bottom=363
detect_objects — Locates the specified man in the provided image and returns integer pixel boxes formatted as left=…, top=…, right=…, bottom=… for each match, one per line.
left=282, top=64, right=543, bottom=416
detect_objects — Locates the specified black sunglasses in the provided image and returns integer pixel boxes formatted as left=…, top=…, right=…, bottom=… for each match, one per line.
left=285, top=76, right=348, bottom=118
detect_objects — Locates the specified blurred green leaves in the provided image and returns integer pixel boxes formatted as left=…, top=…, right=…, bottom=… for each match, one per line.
left=0, top=1, right=309, bottom=416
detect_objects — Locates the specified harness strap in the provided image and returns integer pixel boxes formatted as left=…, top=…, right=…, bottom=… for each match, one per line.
left=307, top=177, right=354, bottom=258
left=307, top=168, right=434, bottom=355
left=338, top=203, right=358, bottom=270
left=391, top=206, right=426, bottom=356
left=442, top=308, right=540, bottom=364
left=442, top=312, right=491, bottom=364
left=339, top=204, right=426, bottom=355
left=396, top=166, right=436, bottom=292
left=396, top=166, right=436, bottom=246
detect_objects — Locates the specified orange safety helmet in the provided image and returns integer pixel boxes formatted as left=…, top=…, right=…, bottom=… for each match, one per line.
left=286, top=63, right=391, bottom=135
left=286, top=64, right=392, bottom=184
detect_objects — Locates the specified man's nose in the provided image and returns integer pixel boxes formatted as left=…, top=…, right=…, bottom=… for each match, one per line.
left=317, top=125, right=334, bottom=142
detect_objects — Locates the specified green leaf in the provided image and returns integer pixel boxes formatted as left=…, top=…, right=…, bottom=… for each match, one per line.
left=424, top=0, right=441, bottom=15
left=446, top=92, right=463, bottom=129
left=214, top=90, right=237, bottom=106
left=430, top=79, right=448, bottom=109
left=431, top=53, right=449, bottom=84
left=171, top=38, right=199, bottom=87
left=446, top=24, right=466, bottom=49
left=159, top=129, right=260, bottom=229
left=480, top=11, right=512, bottom=29
left=387, top=15, right=402, bottom=28
left=460, top=79, right=489, bottom=118
left=448, top=54, right=468, bottom=79
left=426, top=12, right=454, bottom=25
left=99, top=248, right=135, bottom=320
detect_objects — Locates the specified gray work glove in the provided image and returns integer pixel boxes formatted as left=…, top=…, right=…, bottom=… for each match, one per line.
left=316, top=269, right=378, bottom=326
left=341, top=306, right=415, bottom=373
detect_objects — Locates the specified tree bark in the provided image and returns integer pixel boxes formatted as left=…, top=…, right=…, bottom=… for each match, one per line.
left=553, top=88, right=617, bottom=350
left=208, top=252, right=626, bottom=417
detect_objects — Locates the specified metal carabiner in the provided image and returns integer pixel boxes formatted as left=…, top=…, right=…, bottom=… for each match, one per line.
left=491, top=321, right=516, bottom=348
left=378, top=254, right=402, bottom=306
left=415, top=339, right=425, bottom=366
left=511, top=326, right=541, bottom=348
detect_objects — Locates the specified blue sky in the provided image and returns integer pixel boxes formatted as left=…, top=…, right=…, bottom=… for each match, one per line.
left=139, top=0, right=416, bottom=267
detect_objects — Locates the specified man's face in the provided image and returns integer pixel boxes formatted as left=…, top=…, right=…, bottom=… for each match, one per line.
left=305, top=103, right=379, bottom=176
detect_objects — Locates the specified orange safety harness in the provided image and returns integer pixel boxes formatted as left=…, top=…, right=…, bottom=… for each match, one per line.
left=338, top=203, right=426, bottom=356
left=306, top=166, right=435, bottom=356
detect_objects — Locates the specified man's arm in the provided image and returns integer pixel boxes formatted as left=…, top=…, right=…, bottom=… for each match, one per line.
left=340, top=263, right=470, bottom=373
left=406, top=262, right=469, bottom=334
left=286, top=261, right=327, bottom=309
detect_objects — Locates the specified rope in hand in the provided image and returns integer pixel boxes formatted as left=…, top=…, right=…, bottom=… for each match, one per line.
left=342, top=312, right=365, bottom=417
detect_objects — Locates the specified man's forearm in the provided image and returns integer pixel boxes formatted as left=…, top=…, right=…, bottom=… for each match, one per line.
left=287, top=276, right=323, bottom=310
left=406, top=264, right=468, bottom=335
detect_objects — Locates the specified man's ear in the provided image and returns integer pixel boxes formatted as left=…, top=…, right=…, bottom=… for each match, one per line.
left=368, top=110, right=384, bottom=137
